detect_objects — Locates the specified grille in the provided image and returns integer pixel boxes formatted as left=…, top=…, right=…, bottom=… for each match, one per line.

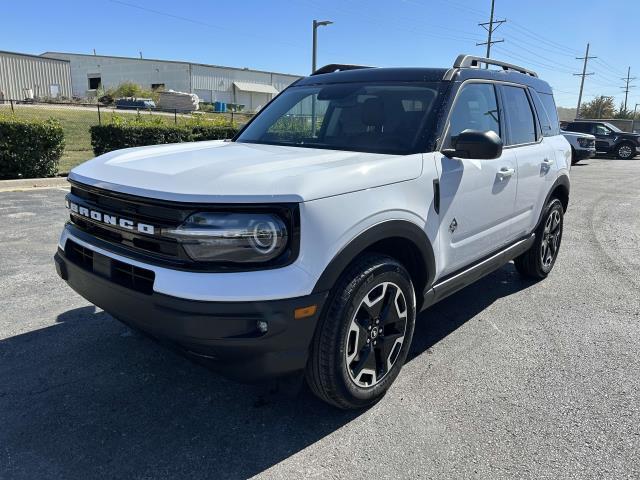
left=65, top=240, right=155, bottom=294
left=68, top=183, right=185, bottom=262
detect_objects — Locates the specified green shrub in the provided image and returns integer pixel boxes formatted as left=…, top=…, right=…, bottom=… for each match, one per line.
left=191, top=125, right=239, bottom=141
left=0, top=115, right=65, bottom=179
left=90, top=124, right=192, bottom=156
left=90, top=116, right=239, bottom=156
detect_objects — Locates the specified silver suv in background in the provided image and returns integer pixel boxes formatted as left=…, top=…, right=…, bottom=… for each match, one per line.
left=561, top=130, right=596, bottom=164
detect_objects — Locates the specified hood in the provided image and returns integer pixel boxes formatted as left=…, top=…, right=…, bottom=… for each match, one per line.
left=561, top=130, right=595, bottom=140
left=69, top=141, right=423, bottom=203
left=616, top=132, right=640, bottom=140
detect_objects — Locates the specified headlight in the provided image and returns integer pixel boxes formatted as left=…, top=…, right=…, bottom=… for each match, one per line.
left=164, top=212, right=288, bottom=263
left=577, top=137, right=591, bottom=147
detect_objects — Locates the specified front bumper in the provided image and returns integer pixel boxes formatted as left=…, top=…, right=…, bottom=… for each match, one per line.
left=575, top=147, right=596, bottom=160
left=54, top=247, right=328, bottom=382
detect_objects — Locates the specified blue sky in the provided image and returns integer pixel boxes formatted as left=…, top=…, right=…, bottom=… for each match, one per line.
left=3, top=0, right=638, bottom=108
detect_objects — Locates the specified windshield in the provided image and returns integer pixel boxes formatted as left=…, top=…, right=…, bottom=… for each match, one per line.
left=603, top=122, right=622, bottom=133
left=236, top=82, right=443, bottom=155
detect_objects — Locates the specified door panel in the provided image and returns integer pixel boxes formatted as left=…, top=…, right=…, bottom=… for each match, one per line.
left=436, top=81, right=517, bottom=278
left=499, top=84, right=551, bottom=238
left=437, top=151, right=518, bottom=277
left=511, top=141, right=555, bottom=237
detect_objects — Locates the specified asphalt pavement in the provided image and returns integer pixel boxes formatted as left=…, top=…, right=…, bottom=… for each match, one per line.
left=0, top=158, right=638, bottom=479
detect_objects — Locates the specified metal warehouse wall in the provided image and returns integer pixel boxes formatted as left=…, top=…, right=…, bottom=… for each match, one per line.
left=43, top=53, right=192, bottom=97
left=0, top=52, right=72, bottom=100
left=191, top=64, right=299, bottom=106
left=39, top=52, right=300, bottom=110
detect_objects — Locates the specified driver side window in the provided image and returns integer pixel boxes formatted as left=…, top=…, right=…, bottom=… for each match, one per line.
left=594, top=124, right=610, bottom=135
left=447, top=83, right=500, bottom=147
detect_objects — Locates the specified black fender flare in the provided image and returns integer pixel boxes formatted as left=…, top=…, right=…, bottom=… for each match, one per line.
left=311, top=220, right=436, bottom=294
left=535, top=174, right=570, bottom=230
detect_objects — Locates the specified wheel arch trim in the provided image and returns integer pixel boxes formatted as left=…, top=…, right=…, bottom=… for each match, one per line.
left=311, top=220, right=436, bottom=295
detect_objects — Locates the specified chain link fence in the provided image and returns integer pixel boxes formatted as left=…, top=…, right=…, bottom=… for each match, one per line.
left=0, top=99, right=254, bottom=174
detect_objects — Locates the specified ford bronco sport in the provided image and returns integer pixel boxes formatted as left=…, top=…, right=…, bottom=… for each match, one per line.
left=55, top=55, right=571, bottom=409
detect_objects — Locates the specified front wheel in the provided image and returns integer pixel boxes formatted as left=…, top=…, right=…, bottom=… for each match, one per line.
left=571, top=147, right=579, bottom=165
left=514, top=198, right=564, bottom=279
left=306, top=254, right=416, bottom=409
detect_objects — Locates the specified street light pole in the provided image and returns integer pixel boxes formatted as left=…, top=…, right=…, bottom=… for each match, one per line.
left=312, top=19, right=333, bottom=74
left=311, top=19, right=333, bottom=137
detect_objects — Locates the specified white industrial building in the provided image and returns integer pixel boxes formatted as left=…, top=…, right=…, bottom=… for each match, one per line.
left=41, top=52, right=301, bottom=111
left=0, top=50, right=72, bottom=100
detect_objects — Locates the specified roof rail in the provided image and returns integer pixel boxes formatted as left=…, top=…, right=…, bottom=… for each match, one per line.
left=311, top=64, right=375, bottom=76
left=453, top=54, right=538, bottom=78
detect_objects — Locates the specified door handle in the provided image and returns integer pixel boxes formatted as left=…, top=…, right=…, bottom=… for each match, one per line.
left=497, top=167, right=515, bottom=179
left=542, top=158, right=554, bottom=166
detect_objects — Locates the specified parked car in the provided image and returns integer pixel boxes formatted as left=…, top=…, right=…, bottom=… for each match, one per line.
left=55, top=55, right=571, bottom=409
left=561, top=130, right=596, bottom=164
left=563, top=120, right=639, bottom=159
left=115, top=97, right=156, bottom=110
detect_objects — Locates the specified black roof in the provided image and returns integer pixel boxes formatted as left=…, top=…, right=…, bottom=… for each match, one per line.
left=295, top=62, right=553, bottom=95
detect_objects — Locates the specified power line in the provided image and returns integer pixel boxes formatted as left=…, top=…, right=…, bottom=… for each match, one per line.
left=574, top=43, right=596, bottom=118
left=476, top=0, right=506, bottom=61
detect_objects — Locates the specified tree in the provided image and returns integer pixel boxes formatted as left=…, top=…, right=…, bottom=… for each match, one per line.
left=579, top=96, right=615, bottom=119
left=614, top=101, right=632, bottom=119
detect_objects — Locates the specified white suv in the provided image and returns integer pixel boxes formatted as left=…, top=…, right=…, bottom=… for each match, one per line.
left=55, top=55, right=571, bottom=409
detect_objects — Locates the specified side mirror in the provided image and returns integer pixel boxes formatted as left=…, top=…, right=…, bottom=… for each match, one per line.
left=442, top=129, right=503, bottom=160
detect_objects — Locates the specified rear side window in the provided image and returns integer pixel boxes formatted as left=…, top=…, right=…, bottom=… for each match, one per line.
left=447, top=82, right=500, bottom=145
left=502, top=86, right=537, bottom=145
left=539, top=93, right=560, bottom=136
left=530, top=90, right=560, bottom=137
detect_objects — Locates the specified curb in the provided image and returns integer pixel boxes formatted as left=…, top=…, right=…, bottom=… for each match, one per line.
left=0, top=176, right=70, bottom=192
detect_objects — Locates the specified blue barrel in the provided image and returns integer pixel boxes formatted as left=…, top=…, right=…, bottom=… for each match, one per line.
left=213, top=101, right=223, bottom=112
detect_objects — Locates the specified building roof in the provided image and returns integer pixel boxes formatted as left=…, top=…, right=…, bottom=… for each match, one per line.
left=0, top=50, right=70, bottom=62
left=40, top=51, right=300, bottom=78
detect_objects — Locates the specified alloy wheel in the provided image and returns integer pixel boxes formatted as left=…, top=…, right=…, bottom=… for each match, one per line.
left=540, top=209, right=562, bottom=269
left=345, top=282, right=408, bottom=388
left=618, top=145, right=633, bottom=159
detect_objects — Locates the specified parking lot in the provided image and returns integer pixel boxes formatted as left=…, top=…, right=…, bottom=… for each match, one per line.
left=0, top=158, right=638, bottom=479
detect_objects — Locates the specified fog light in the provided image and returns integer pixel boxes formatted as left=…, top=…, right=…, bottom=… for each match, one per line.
left=257, top=320, right=268, bottom=333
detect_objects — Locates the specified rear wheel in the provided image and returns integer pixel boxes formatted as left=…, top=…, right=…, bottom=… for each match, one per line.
left=514, top=198, right=564, bottom=279
left=615, top=142, right=635, bottom=160
left=306, top=254, right=416, bottom=409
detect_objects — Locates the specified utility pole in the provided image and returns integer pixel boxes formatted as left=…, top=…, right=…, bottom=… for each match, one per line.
left=574, top=43, right=596, bottom=119
left=620, top=66, right=636, bottom=112
left=477, top=0, right=506, bottom=64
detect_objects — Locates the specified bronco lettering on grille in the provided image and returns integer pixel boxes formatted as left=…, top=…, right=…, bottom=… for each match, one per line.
left=66, top=199, right=156, bottom=235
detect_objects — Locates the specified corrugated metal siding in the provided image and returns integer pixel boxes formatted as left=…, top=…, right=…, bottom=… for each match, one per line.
left=191, top=64, right=299, bottom=109
left=0, top=52, right=72, bottom=100
left=35, top=52, right=300, bottom=109
left=44, top=53, right=191, bottom=97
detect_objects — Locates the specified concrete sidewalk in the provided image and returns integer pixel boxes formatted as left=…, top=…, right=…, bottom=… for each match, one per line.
left=0, top=176, right=69, bottom=192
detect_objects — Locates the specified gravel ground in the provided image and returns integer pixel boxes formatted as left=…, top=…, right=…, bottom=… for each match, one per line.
left=0, top=158, right=638, bottom=479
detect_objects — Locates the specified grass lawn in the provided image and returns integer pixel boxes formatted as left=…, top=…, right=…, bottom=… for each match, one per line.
left=0, top=104, right=251, bottom=175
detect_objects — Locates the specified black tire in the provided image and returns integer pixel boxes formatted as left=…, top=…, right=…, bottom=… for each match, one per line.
left=615, top=142, right=635, bottom=160
left=514, top=198, right=564, bottom=280
left=570, top=147, right=579, bottom=165
left=306, top=254, right=416, bottom=409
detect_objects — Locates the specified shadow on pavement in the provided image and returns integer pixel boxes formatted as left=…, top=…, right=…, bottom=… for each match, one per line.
left=0, top=263, right=533, bottom=479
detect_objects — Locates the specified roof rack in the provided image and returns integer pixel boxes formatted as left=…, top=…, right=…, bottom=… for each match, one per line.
left=311, top=64, right=375, bottom=76
left=453, top=54, right=538, bottom=78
